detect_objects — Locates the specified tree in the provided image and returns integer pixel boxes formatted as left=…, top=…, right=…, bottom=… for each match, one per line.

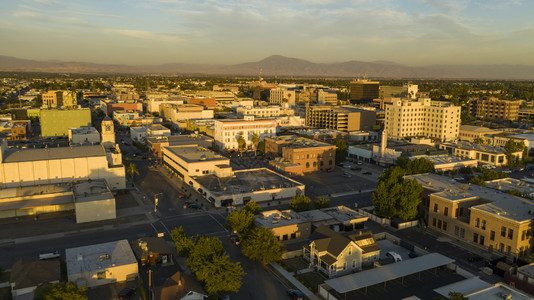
left=171, top=226, right=194, bottom=256
left=226, top=209, right=255, bottom=234
left=251, top=132, right=260, bottom=155
left=241, top=227, right=286, bottom=265
left=504, top=140, right=525, bottom=167
left=289, top=195, right=313, bottom=212
left=396, top=179, right=423, bottom=220
left=506, top=189, right=522, bottom=197
left=244, top=201, right=262, bottom=215
left=333, top=139, right=348, bottom=164
left=34, top=282, right=87, bottom=300
left=314, top=197, right=330, bottom=209
left=187, top=236, right=244, bottom=297
left=127, top=162, right=139, bottom=184
left=473, top=137, right=485, bottom=144
left=237, top=135, right=247, bottom=155
left=470, top=176, right=486, bottom=186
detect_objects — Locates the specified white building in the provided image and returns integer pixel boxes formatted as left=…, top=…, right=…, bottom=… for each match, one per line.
left=0, top=139, right=125, bottom=190
left=130, top=127, right=147, bottom=142
left=163, top=146, right=233, bottom=183
left=384, top=98, right=460, bottom=141
left=160, top=104, right=214, bottom=122
left=270, top=87, right=296, bottom=106
left=66, top=240, right=138, bottom=288
left=213, top=116, right=278, bottom=150
left=69, top=127, right=101, bottom=145
left=147, top=97, right=185, bottom=113
left=439, top=141, right=523, bottom=167
left=236, top=106, right=281, bottom=118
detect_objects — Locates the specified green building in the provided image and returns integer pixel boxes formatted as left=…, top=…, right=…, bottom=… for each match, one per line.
left=27, top=109, right=41, bottom=118
left=41, top=109, right=92, bottom=137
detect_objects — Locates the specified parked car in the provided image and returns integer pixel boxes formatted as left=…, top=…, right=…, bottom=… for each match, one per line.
left=502, top=170, right=512, bottom=174
left=350, top=166, right=362, bottom=171
left=118, top=287, right=136, bottom=299
left=287, top=289, right=304, bottom=300
left=188, top=204, right=201, bottom=210
left=39, top=251, right=61, bottom=260
left=363, top=171, right=372, bottom=175
left=386, top=251, right=403, bottom=262
left=357, top=161, right=363, bottom=165
left=326, top=168, right=333, bottom=173
left=177, top=193, right=187, bottom=198
left=230, top=234, right=240, bottom=245
left=342, top=172, right=353, bottom=178
left=453, top=177, right=465, bottom=181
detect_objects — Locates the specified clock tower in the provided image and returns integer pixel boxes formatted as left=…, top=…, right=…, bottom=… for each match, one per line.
left=101, top=116, right=115, bottom=148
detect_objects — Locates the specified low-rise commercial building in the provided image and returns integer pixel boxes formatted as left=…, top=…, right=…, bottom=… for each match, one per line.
left=459, top=125, right=502, bottom=142
left=468, top=98, right=520, bottom=121
left=147, top=134, right=213, bottom=159
left=0, top=139, right=125, bottom=190
left=160, top=104, right=214, bottom=122
left=407, top=173, right=534, bottom=260
left=439, top=141, right=522, bottom=166
left=266, top=136, right=336, bottom=175
left=10, top=259, right=60, bottom=298
left=69, top=126, right=101, bottom=145
left=66, top=240, right=138, bottom=288
left=213, top=116, right=278, bottom=151
left=305, top=105, right=376, bottom=132
left=42, top=90, right=77, bottom=108
left=255, top=209, right=312, bottom=243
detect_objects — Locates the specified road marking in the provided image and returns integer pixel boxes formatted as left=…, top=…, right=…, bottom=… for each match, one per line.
left=149, top=223, right=159, bottom=235
left=209, top=214, right=228, bottom=232
left=159, top=221, right=172, bottom=235
left=161, top=211, right=208, bottom=221
left=205, top=230, right=228, bottom=237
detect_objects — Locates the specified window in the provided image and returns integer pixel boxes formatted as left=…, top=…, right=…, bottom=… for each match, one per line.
left=475, top=218, right=480, bottom=228
left=460, top=228, right=465, bottom=238
left=444, top=207, right=448, bottom=217
left=313, top=162, right=317, bottom=167
left=455, top=208, right=459, bottom=218
left=501, top=226, right=507, bottom=237
left=454, top=226, right=459, bottom=236
left=481, top=220, right=486, bottom=230
left=490, top=231, right=495, bottom=241
left=506, top=246, right=511, bottom=255
left=433, top=204, right=438, bottom=213
left=479, top=235, right=485, bottom=245
left=437, top=219, right=442, bottom=229
left=508, top=229, right=514, bottom=240
left=432, top=218, right=436, bottom=227
left=348, top=247, right=352, bottom=255
left=343, top=262, right=347, bottom=270
left=291, top=233, right=296, bottom=239
left=522, top=230, right=527, bottom=241
left=459, top=207, right=464, bottom=216
left=499, top=243, right=504, bottom=252
left=473, top=233, right=478, bottom=243
left=443, top=221, right=447, bottom=231
left=352, top=260, right=356, bottom=268
left=97, top=271, right=106, bottom=279
left=306, top=162, right=310, bottom=168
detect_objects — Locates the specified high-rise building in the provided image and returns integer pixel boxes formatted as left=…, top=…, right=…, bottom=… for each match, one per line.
left=467, top=98, right=520, bottom=121
left=270, top=87, right=296, bottom=106
left=42, top=90, right=77, bottom=108
left=349, top=79, right=379, bottom=103
left=384, top=98, right=460, bottom=141
left=305, top=105, right=376, bottom=132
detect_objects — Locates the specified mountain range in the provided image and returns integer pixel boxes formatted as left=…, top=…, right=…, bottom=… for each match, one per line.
left=1, top=55, right=534, bottom=80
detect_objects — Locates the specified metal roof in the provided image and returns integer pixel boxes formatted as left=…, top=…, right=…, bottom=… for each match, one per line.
left=433, top=277, right=490, bottom=297
left=324, top=253, right=455, bottom=294
left=3, top=145, right=105, bottom=163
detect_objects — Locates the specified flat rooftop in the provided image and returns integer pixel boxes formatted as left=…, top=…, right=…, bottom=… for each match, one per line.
left=419, top=155, right=478, bottom=165
left=195, top=168, right=305, bottom=196
left=163, top=146, right=228, bottom=163
left=407, top=173, right=534, bottom=222
left=70, top=127, right=98, bottom=134
left=146, top=134, right=213, bottom=145
left=3, top=145, right=105, bottom=163
left=486, top=178, right=534, bottom=196
left=441, top=141, right=507, bottom=154
left=466, top=283, right=531, bottom=300
left=255, top=209, right=308, bottom=228
left=272, top=136, right=333, bottom=149
left=73, top=180, right=114, bottom=203
left=66, top=240, right=137, bottom=275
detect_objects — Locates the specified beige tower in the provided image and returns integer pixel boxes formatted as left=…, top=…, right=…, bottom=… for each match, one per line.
left=101, top=116, right=115, bottom=148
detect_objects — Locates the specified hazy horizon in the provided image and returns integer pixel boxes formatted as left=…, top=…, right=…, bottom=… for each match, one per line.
left=1, top=0, right=534, bottom=67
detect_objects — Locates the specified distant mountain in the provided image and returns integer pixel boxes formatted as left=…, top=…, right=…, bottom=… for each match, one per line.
left=1, top=55, right=534, bottom=79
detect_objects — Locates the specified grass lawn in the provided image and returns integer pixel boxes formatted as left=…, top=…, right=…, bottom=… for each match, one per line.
left=282, top=257, right=309, bottom=272
left=297, top=271, right=326, bottom=292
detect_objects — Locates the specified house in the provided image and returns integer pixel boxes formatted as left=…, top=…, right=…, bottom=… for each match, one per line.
left=66, top=240, right=138, bottom=288
left=303, top=226, right=380, bottom=278
left=131, top=237, right=173, bottom=266
left=153, top=272, right=207, bottom=300
left=10, top=259, right=61, bottom=298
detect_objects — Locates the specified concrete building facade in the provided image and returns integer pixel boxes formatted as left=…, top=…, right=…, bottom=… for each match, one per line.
left=305, top=105, right=376, bottom=132
left=41, top=109, right=92, bottom=137
left=468, top=98, right=520, bottom=121
left=213, top=117, right=278, bottom=150
left=384, top=98, right=460, bottom=141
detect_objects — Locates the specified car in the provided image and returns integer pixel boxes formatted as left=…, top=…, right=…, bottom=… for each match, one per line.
left=453, top=177, right=465, bottom=181
left=188, top=204, right=201, bottom=210
left=39, top=251, right=61, bottom=260
left=230, top=234, right=240, bottom=245
left=342, top=172, right=353, bottom=178
left=363, top=171, right=372, bottom=175
left=502, top=170, right=512, bottom=174
left=177, top=193, right=187, bottom=198
left=528, top=166, right=534, bottom=171
left=357, top=161, right=363, bottom=165
left=350, top=166, right=362, bottom=171
left=118, top=287, right=136, bottom=299
left=123, top=142, right=130, bottom=146
left=326, top=168, right=333, bottom=173
left=408, top=251, right=420, bottom=258
left=386, top=251, right=403, bottom=262
left=287, top=289, right=304, bottom=300
left=337, top=163, right=344, bottom=167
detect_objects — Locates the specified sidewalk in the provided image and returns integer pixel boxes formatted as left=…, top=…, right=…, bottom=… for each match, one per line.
left=271, top=262, right=320, bottom=300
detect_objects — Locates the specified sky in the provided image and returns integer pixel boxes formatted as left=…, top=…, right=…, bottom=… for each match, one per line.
left=1, top=0, right=533, bottom=66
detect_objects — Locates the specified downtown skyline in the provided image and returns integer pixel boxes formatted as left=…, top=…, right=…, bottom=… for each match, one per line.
left=1, top=0, right=534, bottom=67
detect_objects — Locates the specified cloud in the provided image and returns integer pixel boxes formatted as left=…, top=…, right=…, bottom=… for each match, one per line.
left=102, top=29, right=184, bottom=42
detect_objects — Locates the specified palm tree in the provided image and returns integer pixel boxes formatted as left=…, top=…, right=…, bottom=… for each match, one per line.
left=251, top=132, right=260, bottom=156
left=127, top=162, right=139, bottom=185
left=237, top=135, right=246, bottom=156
